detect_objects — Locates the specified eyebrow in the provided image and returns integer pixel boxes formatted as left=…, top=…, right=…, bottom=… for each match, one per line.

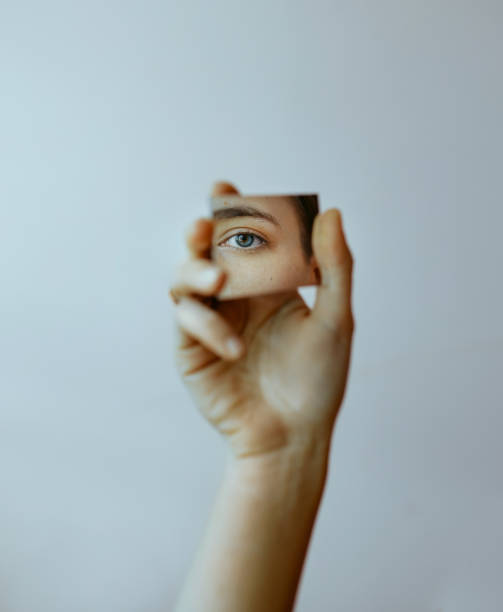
left=213, top=205, right=280, bottom=226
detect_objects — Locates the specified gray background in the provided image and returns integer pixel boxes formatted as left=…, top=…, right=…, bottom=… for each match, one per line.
left=1, top=1, right=502, bottom=611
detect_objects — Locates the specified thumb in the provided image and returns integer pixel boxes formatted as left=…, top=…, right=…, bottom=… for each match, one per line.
left=309, top=208, right=355, bottom=335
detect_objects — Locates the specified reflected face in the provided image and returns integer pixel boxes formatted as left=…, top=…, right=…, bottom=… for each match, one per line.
left=210, top=194, right=319, bottom=300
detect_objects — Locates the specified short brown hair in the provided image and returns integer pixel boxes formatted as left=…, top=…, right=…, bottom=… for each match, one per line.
left=290, top=195, right=319, bottom=261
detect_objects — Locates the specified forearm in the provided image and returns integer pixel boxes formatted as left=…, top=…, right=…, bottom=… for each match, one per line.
left=174, top=433, right=332, bottom=612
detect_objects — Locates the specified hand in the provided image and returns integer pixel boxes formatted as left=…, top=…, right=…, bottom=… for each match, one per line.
left=170, top=181, right=355, bottom=460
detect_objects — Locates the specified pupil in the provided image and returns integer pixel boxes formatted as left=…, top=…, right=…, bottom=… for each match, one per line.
left=237, top=234, right=253, bottom=247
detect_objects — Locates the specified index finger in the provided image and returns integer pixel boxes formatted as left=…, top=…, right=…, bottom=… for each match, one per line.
left=185, top=181, right=243, bottom=259
left=185, top=217, right=214, bottom=260
left=185, top=181, right=241, bottom=259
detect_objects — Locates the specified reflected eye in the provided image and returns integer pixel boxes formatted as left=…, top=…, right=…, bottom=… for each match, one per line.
left=219, top=232, right=267, bottom=250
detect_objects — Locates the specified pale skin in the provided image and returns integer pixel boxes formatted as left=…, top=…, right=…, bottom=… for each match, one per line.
left=211, top=195, right=319, bottom=300
left=170, top=180, right=355, bottom=612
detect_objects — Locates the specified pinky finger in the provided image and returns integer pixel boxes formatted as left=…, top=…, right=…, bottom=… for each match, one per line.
left=174, top=296, right=245, bottom=361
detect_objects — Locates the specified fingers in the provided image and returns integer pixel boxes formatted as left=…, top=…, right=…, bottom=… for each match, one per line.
left=185, top=217, right=214, bottom=260
left=171, top=179, right=244, bottom=362
left=185, top=175, right=241, bottom=259
left=171, top=259, right=226, bottom=302
left=310, top=209, right=355, bottom=335
left=174, top=296, right=245, bottom=360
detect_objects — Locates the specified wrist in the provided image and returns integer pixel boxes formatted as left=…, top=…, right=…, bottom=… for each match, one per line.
left=225, top=429, right=332, bottom=499
left=176, top=430, right=331, bottom=612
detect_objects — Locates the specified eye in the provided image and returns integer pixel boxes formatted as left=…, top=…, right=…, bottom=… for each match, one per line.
left=218, top=232, right=267, bottom=250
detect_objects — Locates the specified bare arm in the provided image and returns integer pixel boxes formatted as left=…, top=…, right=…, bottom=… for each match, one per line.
left=171, top=180, right=355, bottom=612
left=174, top=435, right=331, bottom=612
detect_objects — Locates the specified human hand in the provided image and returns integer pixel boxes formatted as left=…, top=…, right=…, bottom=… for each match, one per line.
left=170, top=181, right=355, bottom=460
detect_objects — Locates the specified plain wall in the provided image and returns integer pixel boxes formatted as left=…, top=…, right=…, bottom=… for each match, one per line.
left=1, top=1, right=502, bottom=610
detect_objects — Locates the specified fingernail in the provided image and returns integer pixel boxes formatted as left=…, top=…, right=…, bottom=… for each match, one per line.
left=226, top=337, right=244, bottom=358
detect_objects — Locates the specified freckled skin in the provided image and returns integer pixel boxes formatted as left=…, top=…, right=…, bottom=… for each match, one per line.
left=212, top=196, right=318, bottom=300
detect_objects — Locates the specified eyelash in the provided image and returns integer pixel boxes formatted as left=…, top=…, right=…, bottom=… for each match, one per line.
left=218, top=231, right=268, bottom=251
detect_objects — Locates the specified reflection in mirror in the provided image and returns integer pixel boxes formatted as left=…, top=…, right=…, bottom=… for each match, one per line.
left=209, top=194, right=320, bottom=300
